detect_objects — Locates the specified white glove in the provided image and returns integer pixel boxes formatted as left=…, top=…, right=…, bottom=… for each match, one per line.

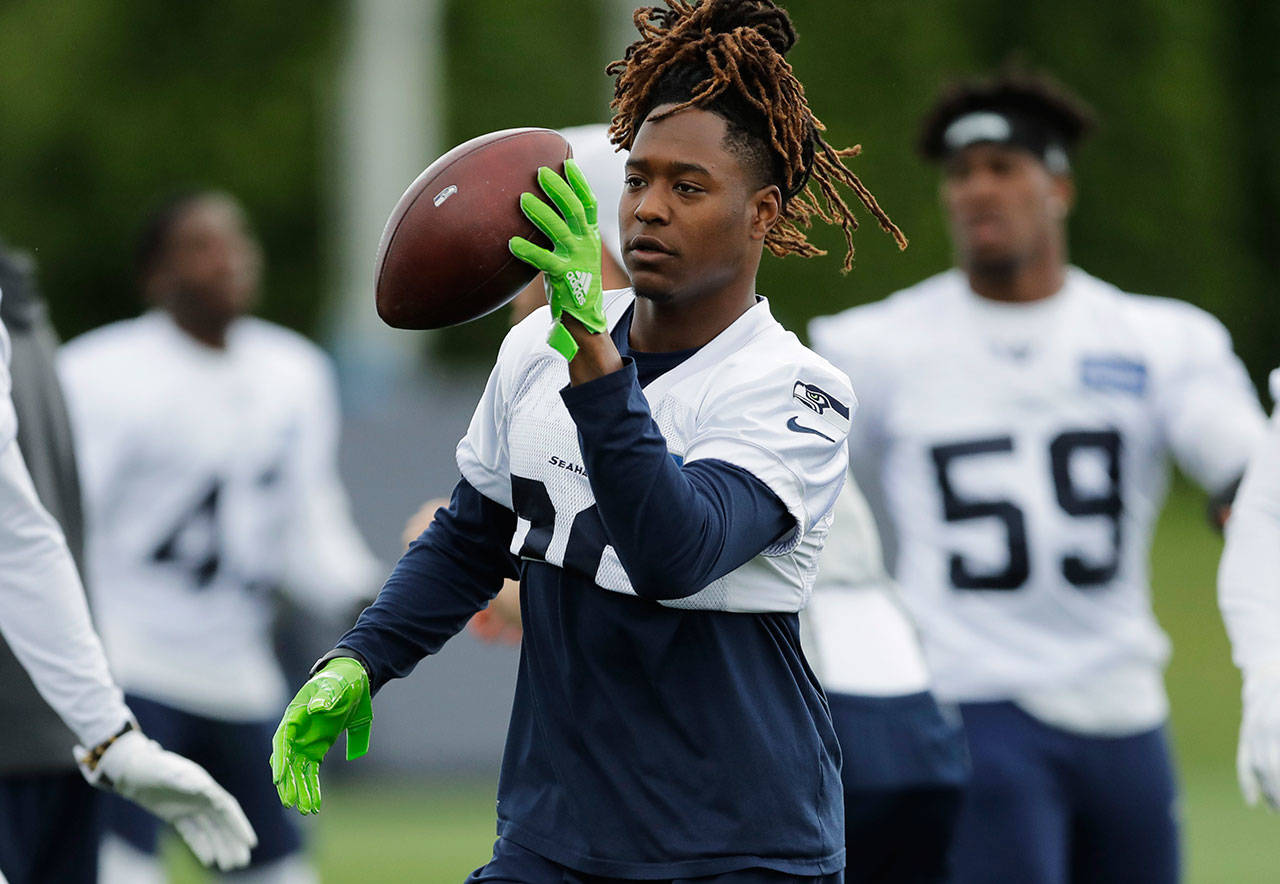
left=1238, top=671, right=1280, bottom=810
left=76, top=728, right=258, bottom=870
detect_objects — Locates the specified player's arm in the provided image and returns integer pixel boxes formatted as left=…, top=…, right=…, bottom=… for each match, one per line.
left=271, top=476, right=517, bottom=813
left=560, top=362, right=794, bottom=598
left=330, top=478, right=518, bottom=684
left=1158, top=311, right=1267, bottom=509
left=403, top=497, right=523, bottom=643
left=0, top=438, right=257, bottom=870
left=1219, top=385, right=1280, bottom=809
left=0, top=436, right=132, bottom=751
left=808, top=312, right=895, bottom=544
left=280, top=352, right=382, bottom=616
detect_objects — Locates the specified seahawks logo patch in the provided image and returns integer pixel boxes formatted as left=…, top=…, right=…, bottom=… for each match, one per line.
left=792, top=381, right=851, bottom=434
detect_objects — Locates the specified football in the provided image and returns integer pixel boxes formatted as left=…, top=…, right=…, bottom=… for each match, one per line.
left=374, top=127, right=572, bottom=330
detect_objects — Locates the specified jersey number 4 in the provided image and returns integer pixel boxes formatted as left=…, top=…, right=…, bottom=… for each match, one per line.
left=930, top=429, right=1122, bottom=591
left=150, top=480, right=221, bottom=589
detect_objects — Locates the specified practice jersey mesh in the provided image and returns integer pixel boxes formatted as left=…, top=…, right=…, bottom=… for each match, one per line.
left=458, top=291, right=853, bottom=613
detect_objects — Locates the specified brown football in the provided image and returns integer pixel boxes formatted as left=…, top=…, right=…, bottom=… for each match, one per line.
left=374, top=127, right=572, bottom=329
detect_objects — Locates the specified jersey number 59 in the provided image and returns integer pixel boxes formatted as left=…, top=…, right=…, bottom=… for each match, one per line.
left=929, top=429, right=1122, bottom=591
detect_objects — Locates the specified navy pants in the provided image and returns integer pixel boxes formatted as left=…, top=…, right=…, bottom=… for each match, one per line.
left=102, top=693, right=302, bottom=868
left=0, top=769, right=100, bottom=884
left=950, top=702, right=1179, bottom=884
left=830, top=692, right=969, bottom=884
left=466, top=837, right=843, bottom=884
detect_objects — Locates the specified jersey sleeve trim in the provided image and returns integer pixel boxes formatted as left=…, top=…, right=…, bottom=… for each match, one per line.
left=684, top=434, right=812, bottom=555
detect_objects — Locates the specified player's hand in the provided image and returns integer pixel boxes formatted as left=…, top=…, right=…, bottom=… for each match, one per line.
left=1238, top=670, right=1280, bottom=810
left=402, top=497, right=451, bottom=549
left=270, top=656, right=372, bottom=815
left=468, top=579, right=524, bottom=645
left=76, top=728, right=258, bottom=871
left=509, top=159, right=607, bottom=361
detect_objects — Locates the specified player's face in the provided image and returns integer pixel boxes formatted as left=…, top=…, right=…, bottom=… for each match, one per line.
left=941, top=143, right=1072, bottom=275
left=154, top=195, right=262, bottom=327
left=621, top=106, right=779, bottom=306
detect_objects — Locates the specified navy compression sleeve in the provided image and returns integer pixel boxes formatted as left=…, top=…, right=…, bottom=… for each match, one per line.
left=560, top=359, right=793, bottom=600
left=333, top=478, right=517, bottom=691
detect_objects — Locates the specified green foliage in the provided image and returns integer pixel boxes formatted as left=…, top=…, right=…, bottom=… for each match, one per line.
left=0, top=0, right=341, bottom=341
left=0, top=1, right=1273, bottom=382
left=433, top=0, right=609, bottom=360
left=433, top=0, right=1280, bottom=389
left=753, top=0, right=1277, bottom=389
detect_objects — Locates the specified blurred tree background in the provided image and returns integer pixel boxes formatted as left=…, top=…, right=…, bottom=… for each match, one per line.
left=0, top=0, right=1274, bottom=385
left=0, top=0, right=341, bottom=339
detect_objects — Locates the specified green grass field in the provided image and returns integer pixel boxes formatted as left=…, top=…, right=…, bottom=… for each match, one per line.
left=168, top=479, right=1280, bottom=883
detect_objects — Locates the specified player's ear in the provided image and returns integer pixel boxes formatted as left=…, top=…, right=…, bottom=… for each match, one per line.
left=1050, top=174, right=1075, bottom=218
left=749, top=184, right=783, bottom=242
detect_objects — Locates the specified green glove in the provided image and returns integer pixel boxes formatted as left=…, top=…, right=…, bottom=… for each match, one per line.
left=269, top=656, right=372, bottom=815
left=509, top=159, right=608, bottom=361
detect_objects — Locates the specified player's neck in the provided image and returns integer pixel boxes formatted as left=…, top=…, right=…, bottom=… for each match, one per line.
left=168, top=310, right=231, bottom=350
left=965, top=253, right=1067, bottom=305
left=629, top=279, right=757, bottom=352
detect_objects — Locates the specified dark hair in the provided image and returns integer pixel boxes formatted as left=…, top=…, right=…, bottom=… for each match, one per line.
left=607, top=0, right=907, bottom=270
left=133, top=189, right=212, bottom=285
left=918, top=68, right=1097, bottom=162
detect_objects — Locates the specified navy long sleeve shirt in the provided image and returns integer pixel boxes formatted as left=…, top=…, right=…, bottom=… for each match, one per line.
left=335, top=306, right=844, bottom=878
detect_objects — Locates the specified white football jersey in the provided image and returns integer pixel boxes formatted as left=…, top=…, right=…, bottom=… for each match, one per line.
left=800, top=475, right=932, bottom=696
left=457, top=291, right=852, bottom=612
left=59, top=312, right=380, bottom=720
left=0, top=313, right=12, bottom=446
left=810, top=267, right=1266, bottom=713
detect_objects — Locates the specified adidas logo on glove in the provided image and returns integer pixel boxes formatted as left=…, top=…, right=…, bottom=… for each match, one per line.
left=566, top=271, right=593, bottom=307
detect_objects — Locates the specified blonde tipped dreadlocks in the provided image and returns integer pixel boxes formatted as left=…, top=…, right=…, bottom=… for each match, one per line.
left=607, top=0, right=907, bottom=271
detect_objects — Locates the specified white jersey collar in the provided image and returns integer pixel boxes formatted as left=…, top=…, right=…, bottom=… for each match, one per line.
left=605, top=290, right=780, bottom=400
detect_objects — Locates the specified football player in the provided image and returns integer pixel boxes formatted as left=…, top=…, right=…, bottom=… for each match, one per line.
left=58, top=191, right=381, bottom=883
left=1218, top=369, right=1280, bottom=811
left=271, top=1, right=907, bottom=880
left=809, top=70, right=1267, bottom=883
left=0, top=284, right=257, bottom=879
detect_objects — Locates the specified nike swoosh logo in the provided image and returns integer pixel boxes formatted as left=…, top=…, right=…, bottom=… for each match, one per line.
left=786, top=416, right=836, bottom=442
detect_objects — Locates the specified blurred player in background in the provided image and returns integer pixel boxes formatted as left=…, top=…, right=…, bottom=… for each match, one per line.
left=272, top=1, right=908, bottom=879
left=58, top=191, right=380, bottom=883
left=1218, top=370, right=1280, bottom=812
left=809, top=70, right=1267, bottom=883
left=0, top=250, right=258, bottom=881
left=799, top=478, right=967, bottom=883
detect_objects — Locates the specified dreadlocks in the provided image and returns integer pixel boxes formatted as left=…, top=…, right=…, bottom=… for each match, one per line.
left=607, top=0, right=907, bottom=272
